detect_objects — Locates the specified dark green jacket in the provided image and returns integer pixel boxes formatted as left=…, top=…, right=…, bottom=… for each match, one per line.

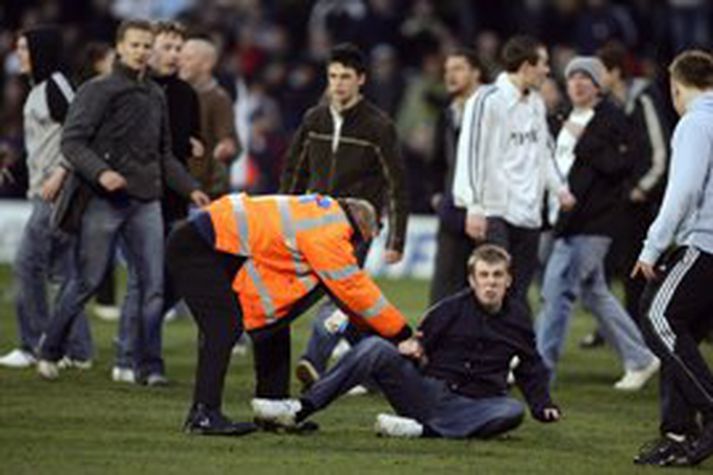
left=280, top=99, right=409, bottom=252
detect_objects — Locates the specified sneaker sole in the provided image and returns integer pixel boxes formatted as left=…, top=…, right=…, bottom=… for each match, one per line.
left=295, top=361, right=319, bottom=390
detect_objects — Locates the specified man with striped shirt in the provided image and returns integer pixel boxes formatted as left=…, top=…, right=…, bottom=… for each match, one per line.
left=453, top=35, right=566, bottom=317
left=633, top=50, right=713, bottom=467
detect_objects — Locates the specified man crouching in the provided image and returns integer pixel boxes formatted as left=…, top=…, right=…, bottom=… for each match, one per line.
left=253, top=244, right=561, bottom=438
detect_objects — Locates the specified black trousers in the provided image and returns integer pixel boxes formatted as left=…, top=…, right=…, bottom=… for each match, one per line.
left=166, top=221, right=244, bottom=409
left=640, top=247, right=713, bottom=436
left=485, top=218, right=540, bottom=319
left=429, top=224, right=474, bottom=305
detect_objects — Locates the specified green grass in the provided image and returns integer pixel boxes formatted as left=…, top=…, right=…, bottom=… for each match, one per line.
left=0, top=265, right=708, bottom=474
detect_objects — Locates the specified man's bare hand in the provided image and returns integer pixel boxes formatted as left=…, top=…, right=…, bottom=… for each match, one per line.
left=385, top=249, right=403, bottom=265
left=98, top=170, right=127, bottom=192
left=398, top=338, right=424, bottom=360
left=558, top=189, right=577, bottom=212
left=213, top=139, right=237, bottom=162
left=190, top=136, right=205, bottom=158
left=190, top=190, right=211, bottom=207
left=41, top=167, right=68, bottom=202
left=631, top=260, right=657, bottom=281
left=629, top=187, right=647, bottom=203
left=465, top=213, right=487, bottom=241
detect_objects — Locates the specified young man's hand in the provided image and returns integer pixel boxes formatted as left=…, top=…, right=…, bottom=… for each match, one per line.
left=384, top=249, right=402, bottom=264
left=398, top=337, right=424, bottom=361
left=190, top=190, right=211, bottom=207
left=465, top=213, right=487, bottom=241
left=41, top=167, right=68, bottom=202
left=98, top=170, right=127, bottom=192
left=631, top=261, right=657, bottom=281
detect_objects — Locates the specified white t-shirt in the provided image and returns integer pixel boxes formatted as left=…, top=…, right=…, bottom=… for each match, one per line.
left=549, top=107, right=595, bottom=224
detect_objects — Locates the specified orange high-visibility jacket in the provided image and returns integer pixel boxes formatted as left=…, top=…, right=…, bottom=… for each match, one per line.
left=204, top=193, right=410, bottom=338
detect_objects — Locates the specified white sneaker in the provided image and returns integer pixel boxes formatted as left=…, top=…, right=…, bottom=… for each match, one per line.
left=93, top=304, right=120, bottom=321
left=374, top=413, right=423, bottom=438
left=251, top=398, right=301, bottom=427
left=346, top=385, right=369, bottom=396
left=37, top=360, right=59, bottom=380
left=331, top=339, right=352, bottom=361
left=614, top=357, right=661, bottom=391
left=57, top=356, right=93, bottom=370
left=111, top=366, right=136, bottom=384
left=0, top=348, right=36, bottom=368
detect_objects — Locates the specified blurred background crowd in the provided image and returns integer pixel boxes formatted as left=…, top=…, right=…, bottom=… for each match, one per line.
left=0, top=0, right=713, bottom=212
left=0, top=0, right=710, bottom=209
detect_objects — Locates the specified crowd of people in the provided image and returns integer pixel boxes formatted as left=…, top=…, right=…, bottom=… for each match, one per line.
left=2, top=0, right=713, bottom=469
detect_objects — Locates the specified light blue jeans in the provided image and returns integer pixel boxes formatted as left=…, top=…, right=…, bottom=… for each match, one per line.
left=535, top=235, right=655, bottom=373
left=39, top=196, right=164, bottom=377
left=14, top=198, right=92, bottom=359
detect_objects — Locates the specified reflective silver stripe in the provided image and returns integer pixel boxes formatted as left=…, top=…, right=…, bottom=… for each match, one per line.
left=294, top=212, right=346, bottom=231
left=277, top=198, right=316, bottom=289
left=244, top=261, right=277, bottom=323
left=230, top=194, right=277, bottom=321
left=318, top=264, right=360, bottom=281
left=362, top=295, right=388, bottom=319
left=229, top=194, right=250, bottom=253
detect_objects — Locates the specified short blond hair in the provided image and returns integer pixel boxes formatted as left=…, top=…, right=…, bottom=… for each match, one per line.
left=467, top=244, right=512, bottom=275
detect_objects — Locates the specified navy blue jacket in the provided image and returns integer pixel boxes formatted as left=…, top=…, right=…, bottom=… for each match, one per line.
left=420, top=289, right=553, bottom=417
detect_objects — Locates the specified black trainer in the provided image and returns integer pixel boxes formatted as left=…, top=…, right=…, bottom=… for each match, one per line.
left=681, top=422, right=713, bottom=466
left=633, top=435, right=689, bottom=466
left=184, top=404, right=257, bottom=436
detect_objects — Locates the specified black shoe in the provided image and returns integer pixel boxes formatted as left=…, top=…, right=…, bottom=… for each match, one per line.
left=184, top=404, right=257, bottom=436
left=254, top=417, right=320, bottom=434
left=633, top=435, right=689, bottom=466
left=579, top=332, right=605, bottom=349
left=681, top=423, right=713, bottom=466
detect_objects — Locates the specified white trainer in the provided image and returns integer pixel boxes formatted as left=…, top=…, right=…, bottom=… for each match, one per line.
left=0, top=349, right=36, bottom=368
left=374, top=413, right=423, bottom=438
left=111, top=366, right=136, bottom=384
left=58, top=357, right=93, bottom=370
left=614, top=357, right=661, bottom=391
left=37, top=360, right=59, bottom=380
left=93, top=304, right=120, bottom=321
left=251, top=398, right=301, bottom=427
left=346, top=385, right=369, bottom=396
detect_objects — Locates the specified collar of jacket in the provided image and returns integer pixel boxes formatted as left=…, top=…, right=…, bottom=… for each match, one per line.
left=113, top=60, right=148, bottom=83
left=331, top=97, right=366, bottom=120
left=496, top=72, right=534, bottom=108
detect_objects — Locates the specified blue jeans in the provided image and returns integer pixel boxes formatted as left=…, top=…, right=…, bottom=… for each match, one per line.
left=14, top=198, right=92, bottom=359
left=300, top=240, right=371, bottom=375
left=115, top=217, right=181, bottom=372
left=535, top=235, right=655, bottom=373
left=304, top=337, right=524, bottom=439
left=39, top=196, right=165, bottom=376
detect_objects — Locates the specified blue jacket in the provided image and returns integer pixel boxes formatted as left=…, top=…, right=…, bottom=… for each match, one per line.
left=640, top=92, right=713, bottom=264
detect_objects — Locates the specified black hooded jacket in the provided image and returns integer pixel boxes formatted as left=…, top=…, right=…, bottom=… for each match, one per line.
left=24, top=25, right=71, bottom=123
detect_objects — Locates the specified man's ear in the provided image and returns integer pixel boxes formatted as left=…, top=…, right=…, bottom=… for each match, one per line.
left=505, top=272, right=513, bottom=289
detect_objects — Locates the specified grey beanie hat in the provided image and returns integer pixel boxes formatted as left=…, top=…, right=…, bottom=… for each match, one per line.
left=565, top=56, right=605, bottom=88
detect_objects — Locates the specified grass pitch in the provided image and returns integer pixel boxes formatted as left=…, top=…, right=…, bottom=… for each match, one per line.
left=0, top=266, right=707, bottom=474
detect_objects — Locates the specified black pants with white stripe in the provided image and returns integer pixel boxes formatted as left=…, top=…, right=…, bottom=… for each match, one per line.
left=640, top=246, right=713, bottom=436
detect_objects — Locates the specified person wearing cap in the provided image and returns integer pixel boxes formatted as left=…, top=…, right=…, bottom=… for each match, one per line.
left=166, top=193, right=412, bottom=436
left=534, top=56, right=659, bottom=391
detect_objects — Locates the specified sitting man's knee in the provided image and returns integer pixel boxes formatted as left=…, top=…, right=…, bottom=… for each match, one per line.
left=357, top=336, right=398, bottom=358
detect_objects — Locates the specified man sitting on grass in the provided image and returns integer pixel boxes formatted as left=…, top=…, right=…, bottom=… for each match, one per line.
left=253, top=244, right=561, bottom=439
